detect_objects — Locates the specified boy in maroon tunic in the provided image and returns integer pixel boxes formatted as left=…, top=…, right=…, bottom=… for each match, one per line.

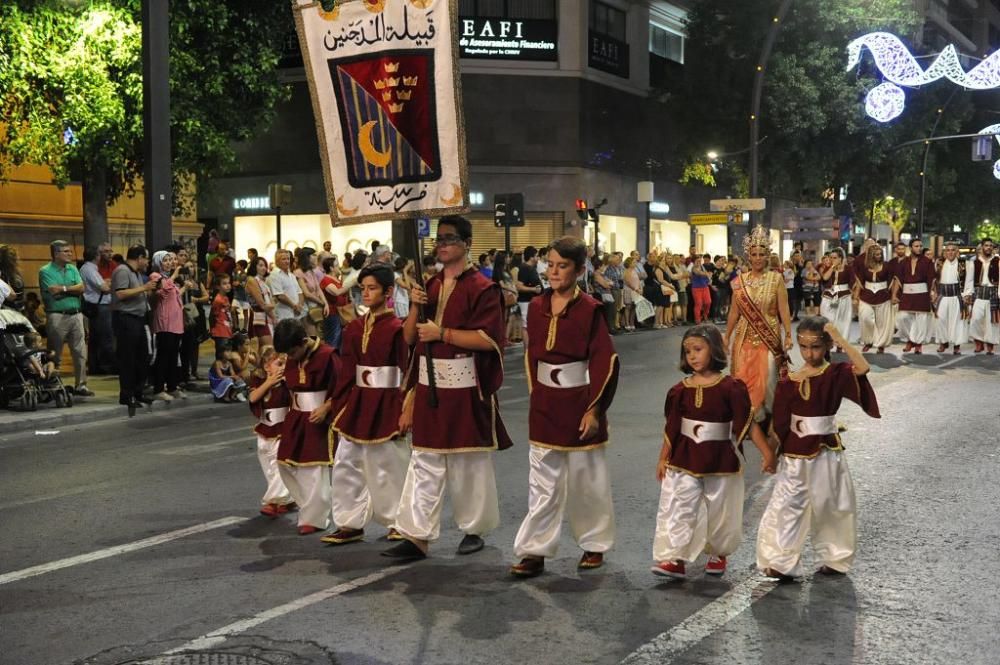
left=757, top=316, right=880, bottom=579
left=322, top=265, right=410, bottom=545
left=383, top=215, right=512, bottom=561
left=247, top=346, right=294, bottom=517
left=510, top=236, right=620, bottom=578
left=273, top=318, right=340, bottom=535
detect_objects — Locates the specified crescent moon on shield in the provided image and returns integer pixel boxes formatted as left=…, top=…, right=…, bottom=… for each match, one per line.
left=361, top=370, right=374, bottom=387
left=550, top=368, right=563, bottom=386
left=692, top=424, right=704, bottom=439
left=359, top=120, right=392, bottom=168
left=441, top=183, right=463, bottom=206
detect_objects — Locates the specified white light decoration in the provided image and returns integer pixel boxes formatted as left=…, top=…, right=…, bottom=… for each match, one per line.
left=978, top=124, right=1000, bottom=181
left=846, top=32, right=1000, bottom=122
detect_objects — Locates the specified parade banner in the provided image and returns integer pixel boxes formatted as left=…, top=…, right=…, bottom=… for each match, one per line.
left=293, top=0, right=470, bottom=226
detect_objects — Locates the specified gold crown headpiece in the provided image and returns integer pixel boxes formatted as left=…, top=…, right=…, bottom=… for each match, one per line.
left=742, top=224, right=772, bottom=255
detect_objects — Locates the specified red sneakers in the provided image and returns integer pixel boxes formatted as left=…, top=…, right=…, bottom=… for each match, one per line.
left=651, top=560, right=686, bottom=579
left=259, top=503, right=278, bottom=517
left=705, top=555, right=727, bottom=575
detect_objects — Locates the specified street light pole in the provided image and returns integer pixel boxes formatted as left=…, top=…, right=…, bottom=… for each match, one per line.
left=142, top=0, right=172, bottom=251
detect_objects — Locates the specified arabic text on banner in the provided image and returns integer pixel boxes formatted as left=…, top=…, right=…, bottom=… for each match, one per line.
left=293, top=0, right=470, bottom=226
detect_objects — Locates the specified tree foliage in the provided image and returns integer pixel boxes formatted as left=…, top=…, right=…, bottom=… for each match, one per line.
left=0, top=0, right=292, bottom=215
left=672, top=0, right=1000, bottom=234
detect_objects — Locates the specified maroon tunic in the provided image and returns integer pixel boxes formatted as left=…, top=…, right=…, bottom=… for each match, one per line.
left=249, top=373, right=290, bottom=439
left=773, top=362, right=880, bottom=459
left=278, top=338, right=340, bottom=466
left=663, top=376, right=754, bottom=476
left=332, top=310, right=408, bottom=444
left=525, top=289, right=619, bottom=450
left=853, top=263, right=894, bottom=306
left=405, top=267, right=512, bottom=453
left=895, top=255, right=935, bottom=312
left=822, top=268, right=851, bottom=300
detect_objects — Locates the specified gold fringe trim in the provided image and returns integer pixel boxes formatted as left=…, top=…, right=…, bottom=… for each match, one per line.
left=586, top=353, right=619, bottom=413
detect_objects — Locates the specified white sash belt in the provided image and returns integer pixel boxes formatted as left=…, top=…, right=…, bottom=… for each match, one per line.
left=356, top=365, right=402, bottom=389
left=831, top=284, right=849, bottom=293
left=865, top=281, right=887, bottom=293
left=902, top=283, right=928, bottom=294
left=680, top=418, right=732, bottom=443
left=418, top=356, right=477, bottom=389
left=252, top=311, right=270, bottom=326
left=790, top=414, right=838, bottom=437
left=537, top=360, right=590, bottom=389
left=259, top=407, right=289, bottom=425
left=291, top=390, right=327, bottom=411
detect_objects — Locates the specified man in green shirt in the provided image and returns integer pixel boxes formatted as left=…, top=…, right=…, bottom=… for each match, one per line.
left=38, top=240, right=93, bottom=396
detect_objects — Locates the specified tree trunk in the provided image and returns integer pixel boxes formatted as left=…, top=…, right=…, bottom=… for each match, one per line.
left=82, top=166, right=109, bottom=251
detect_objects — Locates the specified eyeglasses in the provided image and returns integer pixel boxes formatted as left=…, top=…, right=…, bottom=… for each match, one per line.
left=435, top=233, right=465, bottom=245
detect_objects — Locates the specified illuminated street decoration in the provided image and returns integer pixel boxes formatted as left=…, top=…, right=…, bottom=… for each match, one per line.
left=846, top=32, right=1000, bottom=122
left=977, top=124, right=1000, bottom=180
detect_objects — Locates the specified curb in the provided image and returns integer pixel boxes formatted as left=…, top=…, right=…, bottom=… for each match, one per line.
left=1, top=393, right=217, bottom=436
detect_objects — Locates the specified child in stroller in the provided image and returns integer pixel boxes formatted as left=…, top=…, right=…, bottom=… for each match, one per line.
left=0, top=309, right=73, bottom=410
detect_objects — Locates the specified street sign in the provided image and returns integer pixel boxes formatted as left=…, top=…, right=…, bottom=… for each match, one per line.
left=493, top=193, right=525, bottom=227
left=710, top=197, right=766, bottom=211
left=416, top=217, right=430, bottom=239
left=689, top=212, right=730, bottom=226
left=785, top=230, right=838, bottom=241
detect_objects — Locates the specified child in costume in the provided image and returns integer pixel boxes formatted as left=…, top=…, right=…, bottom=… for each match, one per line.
left=247, top=346, right=295, bottom=517
left=757, top=316, right=880, bottom=579
left=652, top=324, right=776, bottom=579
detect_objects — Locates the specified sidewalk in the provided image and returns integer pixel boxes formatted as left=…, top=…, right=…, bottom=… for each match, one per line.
left=0, top=339, right=221, bottom=436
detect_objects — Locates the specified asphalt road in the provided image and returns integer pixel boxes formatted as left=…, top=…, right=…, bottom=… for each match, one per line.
left=2, top=326, right=999, bottom=665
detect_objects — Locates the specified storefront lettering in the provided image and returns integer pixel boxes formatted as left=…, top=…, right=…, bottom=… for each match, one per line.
left=462, top=19, right=524, bottom=39
left=458, top=17, right=558, bottom=61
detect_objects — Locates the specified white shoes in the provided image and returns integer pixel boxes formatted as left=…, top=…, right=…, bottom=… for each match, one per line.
left=154, top=391, right=174, bottom=402
left=235, top=392, right=247, bottom=402
left=170, top=389, right=188, bottom=400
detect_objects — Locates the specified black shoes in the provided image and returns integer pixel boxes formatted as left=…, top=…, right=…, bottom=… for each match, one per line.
left=457, top=534, right=484, bottom=555
left=381, top=539, right=426, bottom=561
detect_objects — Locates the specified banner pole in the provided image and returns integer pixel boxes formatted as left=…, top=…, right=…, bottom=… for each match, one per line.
left=409, top=217, right=438, bottom=408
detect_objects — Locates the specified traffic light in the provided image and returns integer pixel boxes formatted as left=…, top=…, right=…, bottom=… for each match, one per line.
left=576, top=199, right=589, bottom=221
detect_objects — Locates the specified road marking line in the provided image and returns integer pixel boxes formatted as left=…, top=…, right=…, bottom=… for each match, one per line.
left=935, top=354, right=970, bottom=369
left=161, top=565, right=414, bottom=655
left=618, top=575, right=778, bottom=664
left=501, top=396, right=530, bottom=405
left=154, top=436, right=255, bottom=456
left=0, top=516, right=248, bottom=586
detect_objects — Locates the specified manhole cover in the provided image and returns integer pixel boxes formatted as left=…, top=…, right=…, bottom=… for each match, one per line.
left=121, top=656, right=275, bottom=665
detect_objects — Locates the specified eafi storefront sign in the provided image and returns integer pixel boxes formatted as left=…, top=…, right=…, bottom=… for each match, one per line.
left=459, top=17, right=558, bottom=61
left=588, top=31, right=629, bottom=78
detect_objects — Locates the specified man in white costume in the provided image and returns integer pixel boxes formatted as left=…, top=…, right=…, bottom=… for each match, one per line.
left=963, top=238, right=1000, bottom=354
left=935, top=242, right=968, bottom=355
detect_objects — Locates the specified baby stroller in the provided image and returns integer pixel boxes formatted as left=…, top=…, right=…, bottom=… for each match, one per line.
left=0, top=309, right=73, bottom=411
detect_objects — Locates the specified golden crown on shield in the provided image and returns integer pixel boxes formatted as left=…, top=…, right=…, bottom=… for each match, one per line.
left=384, top=62, right=400, bottom=73
left=742, top=224, right=772, bottom=256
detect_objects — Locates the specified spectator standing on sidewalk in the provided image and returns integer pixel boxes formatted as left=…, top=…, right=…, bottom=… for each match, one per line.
left=294, top=248, right=326, bottom=338
left=113, top=246, right=157, bottom=416
left=267, top=249, right=304, bottom=324
left=39, top=240, right=93, bottom=397
left=81, top=246, right=116, bottom=375
left=150, top=251, right=188, bottom=401
left=0, top=245, right=26, bottom=312
left=515, top=246, right=543, bottom=342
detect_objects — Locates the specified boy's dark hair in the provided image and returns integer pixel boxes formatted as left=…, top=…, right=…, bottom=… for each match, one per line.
left=908, top=237, right=922, bottom=248
left=797, top=315, right=833, bottom=361
left=230, top=332, right=248, bottom=350
left=438, top=214, right=472, bottom=242
left=478, top=253, right=488, bottom=264
left=678, top=324, right=728, bottom=374
left=523, top=245, right=538, bottom=262
left=212, top=272, right=230, bottom=290
left=422, top=255, right=437, bottom=268
left=126, top=245, right=147, bottom=261
left=350, top=251, right=368, bottom=271
left=393, top=256, right=407, bottom=272
left=358, top=264, right=395, bottom=292
left=702, top=253, right=712, bottom=260
left=273, top=318, right=308, bottom=354
left=549, top=236, right=587, bottom=271
left=236, top=259, right=248, bottom=269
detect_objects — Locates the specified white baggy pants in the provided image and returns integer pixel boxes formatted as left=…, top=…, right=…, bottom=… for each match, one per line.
left=513, top=445, right=615, bottom=559
left=935, top=296, right=968, bottom=347
left=277, top=465, right=332, bottom=529
left=394, top=449, right=499, bottom=542
left=896, top=310, right=932, bottom=344
left=256, top=434, right=292, bottom=505
left=331, top=437, right=410, bottom=530
left=652, top=469, right=744, bottom=563
left=968, top=299, right=1000, bottom=345
left=858, top=300, right=894, bottom=349
left=756, top=449, right=856, bottom=577
left=820, top=297, right=852, bottom=342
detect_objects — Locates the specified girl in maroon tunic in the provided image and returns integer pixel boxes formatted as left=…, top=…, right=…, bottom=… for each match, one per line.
left=510, top=236, right=620, bottom=578
left=652, top=325, right=776, bottom=579
left=247, top=346, right=294, bottom=517
left=757, top=316, right=880, bottom=579
left=322, top=265, right=411, bottom=545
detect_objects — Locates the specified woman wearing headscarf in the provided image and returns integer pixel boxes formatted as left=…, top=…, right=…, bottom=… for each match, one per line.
left=150, top=250, right=191, bottom=401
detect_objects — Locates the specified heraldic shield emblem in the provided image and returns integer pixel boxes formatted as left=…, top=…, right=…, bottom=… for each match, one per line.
left=330, top=50, right=441, bottom=189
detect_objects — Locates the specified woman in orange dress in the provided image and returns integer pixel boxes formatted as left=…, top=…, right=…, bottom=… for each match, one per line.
left=724, top=225, right=793, bottom=425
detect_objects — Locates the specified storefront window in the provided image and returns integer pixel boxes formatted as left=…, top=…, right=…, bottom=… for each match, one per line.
left=460, top=0, right=556, bottom=19
left=649, top=23, right=683, bottom=64
left=590, top=1, right=627, bottom=42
